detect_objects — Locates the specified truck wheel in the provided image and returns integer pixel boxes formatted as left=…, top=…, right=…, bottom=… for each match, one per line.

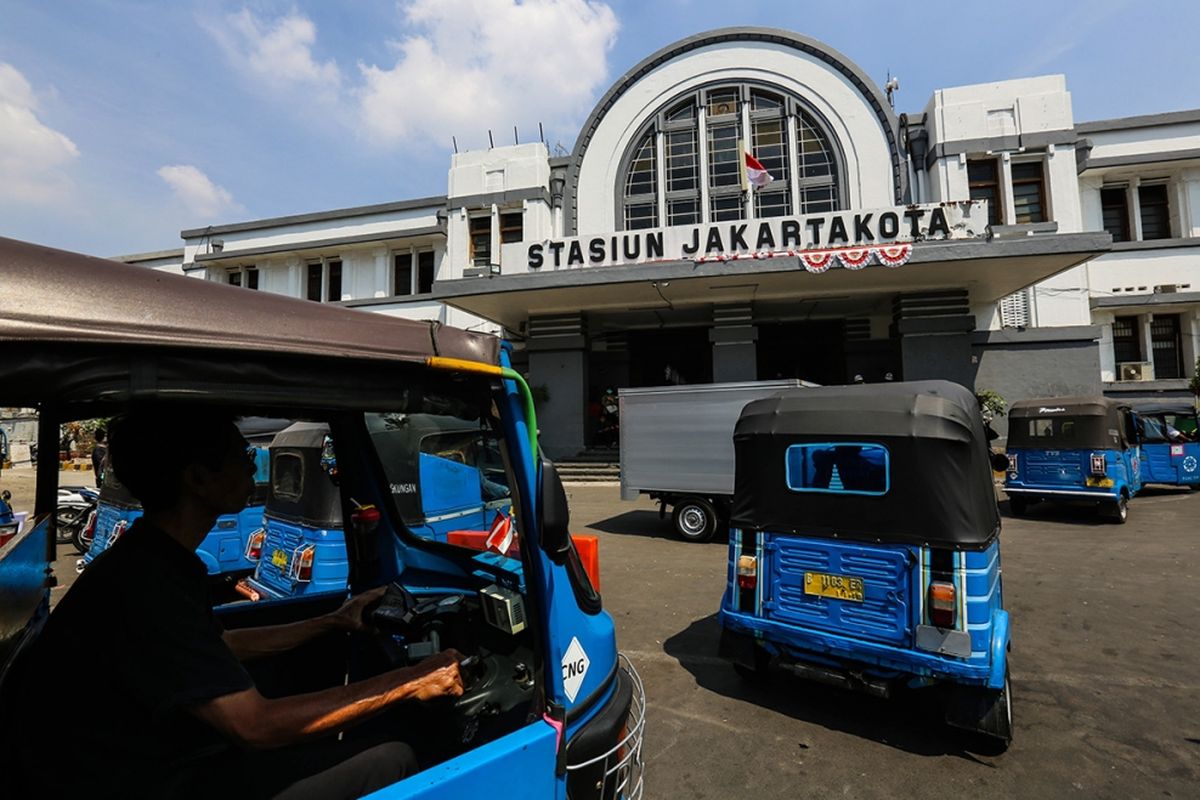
left=672, top=498, right=718, bottom=542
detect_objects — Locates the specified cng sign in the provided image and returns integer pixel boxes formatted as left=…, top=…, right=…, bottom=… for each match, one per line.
left=561, top=636, right=590, bottom=702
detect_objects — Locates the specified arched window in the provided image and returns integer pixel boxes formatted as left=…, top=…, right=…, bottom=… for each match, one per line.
left=618, top=83, right=842, bottom=230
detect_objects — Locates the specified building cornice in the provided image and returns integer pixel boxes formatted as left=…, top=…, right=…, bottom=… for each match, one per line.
left=1076, top=108, right=1200, bottom=134
left=181, top=195, right=446, bottom=239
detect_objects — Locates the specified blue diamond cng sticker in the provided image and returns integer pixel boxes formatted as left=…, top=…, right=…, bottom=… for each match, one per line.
left=561, top=636, right=590, bottom=702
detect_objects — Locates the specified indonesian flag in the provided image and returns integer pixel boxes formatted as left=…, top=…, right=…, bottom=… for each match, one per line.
left=486, top=511, right=515, bottom=554
left=744, top=151, right=775, bottom=189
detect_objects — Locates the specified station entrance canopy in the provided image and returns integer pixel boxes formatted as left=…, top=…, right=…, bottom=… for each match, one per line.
left=436, top=200, right=1111, bottom=330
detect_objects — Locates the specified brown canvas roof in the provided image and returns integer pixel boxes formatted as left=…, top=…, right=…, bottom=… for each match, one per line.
left=0, top=237, right=498, bottom=366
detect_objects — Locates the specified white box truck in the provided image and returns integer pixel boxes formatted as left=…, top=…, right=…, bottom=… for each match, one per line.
left=619, top=380, right=813, bottom=541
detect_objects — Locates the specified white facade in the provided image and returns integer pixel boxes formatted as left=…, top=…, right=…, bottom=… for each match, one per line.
left=118, top=27, right=1198, bottom=454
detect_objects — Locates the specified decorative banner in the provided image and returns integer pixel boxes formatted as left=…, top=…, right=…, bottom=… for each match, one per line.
left=692, top=243, right=914, bottom=273
left=837, top=248, right=871, bottom=270
left=800, top=251, right=835, bottom=273
left=876, top=244, right=913, bottom=268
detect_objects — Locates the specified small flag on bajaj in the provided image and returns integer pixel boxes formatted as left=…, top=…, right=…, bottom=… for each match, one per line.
left=486, top=511, right=515, bottom=554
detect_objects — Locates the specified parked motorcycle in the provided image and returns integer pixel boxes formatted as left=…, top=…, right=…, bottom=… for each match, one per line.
left=56, top=485, right=99, bottom=554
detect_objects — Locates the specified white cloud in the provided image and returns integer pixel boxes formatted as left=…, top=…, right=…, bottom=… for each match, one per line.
left=206, top=8, right=341, bottom=97
left=157, top=164, right=239, bottom=218
left=0, top=62, right=80, bottom=205
left=356, top=0, right=619, bottom=148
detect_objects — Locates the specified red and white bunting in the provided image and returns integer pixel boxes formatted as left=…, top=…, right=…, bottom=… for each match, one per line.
left=837, top=248, right=872, bottom=270
left=876, top=243, right=912, bottom=268
left=800, top=251, right=835, bottom=273
left=693, top=243, right=914, bottom=271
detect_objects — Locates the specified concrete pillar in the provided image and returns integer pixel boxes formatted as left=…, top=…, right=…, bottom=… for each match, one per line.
left=893, top=290, right=976, bottom=387
left=710, top=303, right=757, bottom=382
left=526, top=313, right=587, bottom=460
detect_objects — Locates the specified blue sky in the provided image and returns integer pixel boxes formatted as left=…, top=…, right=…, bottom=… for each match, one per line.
left=2, top=0, right=1198, bottom=257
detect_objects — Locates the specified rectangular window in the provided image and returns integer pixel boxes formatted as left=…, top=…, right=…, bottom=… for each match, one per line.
left=500, top=212, right=523, bottom=244
left=667, top=198, right=700, bottom=227
left=968, top=159, right=1003, bottom=226
left=1101, top=187, right=1130, bottom=242
left=1011, top=161, right=1047, bottom=224
left=709, top=194, right=744, bottom=222
left=326, top=260, right=342, bottom=302
left=785, top=443, right=890, bottom=496
left=393, top=253, right=413, bottom=296
left=271, top=451, right=305, bottom=501
left=1023, top=418, right=1081, bottom=443
left=306, top=263, right=322, bottom=302
left=666, top=129, right=698, bottom=194
left=624, top=203, right=657, bottom=230
left=754, top=190, right=791, bottom=218
left=1150, top=313, right=1183, bottom=379
left=707, top=122, right=742, bottom=189
left=798, top=185, right=837, bottom=214
left=245, top=268, right=259, bottom=290
left=1112, top=316, right=1141, bottom=364
left=750, top=118, right=788, bottom=184
left=1138, top=184, right=1171, bottom=240
left=417, top=251, right=435, bottom=294
left=469, top=216, right=491, bottom=268
left=227, top=271, right=242, bottom=287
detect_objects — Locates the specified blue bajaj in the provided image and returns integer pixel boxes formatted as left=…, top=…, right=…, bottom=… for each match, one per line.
left=1004, top=397, right=1143, bottom=523
left=718, top=380, right=1012, bottom=747
left=242, top=423, right=348, bottom=600
left=1134, top=403, right=1200, bottom=490
left=369, top=413, right=512, bottom=542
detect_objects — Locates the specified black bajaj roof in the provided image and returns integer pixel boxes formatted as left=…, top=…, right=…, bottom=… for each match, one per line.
left=1008, top=396, right=1128, bottom=450
left=266, top=422, right=342, bottom=528
left=731, top=380, right=1001, bottom=550
left=0, top=237, right=500, bottom=411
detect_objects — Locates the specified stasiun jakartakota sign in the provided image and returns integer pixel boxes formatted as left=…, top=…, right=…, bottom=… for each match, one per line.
left=526, top=200, right=987, bottom=270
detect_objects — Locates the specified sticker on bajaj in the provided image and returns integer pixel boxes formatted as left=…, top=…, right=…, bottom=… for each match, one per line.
left=803, top=571, right=865, bottom=602
left=561, top=636, right=590, bottom=702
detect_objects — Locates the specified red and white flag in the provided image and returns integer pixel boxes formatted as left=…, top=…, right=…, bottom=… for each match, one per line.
left=486, top=511, right=515, bottom=554
left=744, top=151, right=775, bottom=189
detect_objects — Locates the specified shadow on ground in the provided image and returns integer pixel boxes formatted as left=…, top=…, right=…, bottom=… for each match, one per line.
left=586, top=509, right=730, bottom=544
left=662, top=612, right=1003, bottom=762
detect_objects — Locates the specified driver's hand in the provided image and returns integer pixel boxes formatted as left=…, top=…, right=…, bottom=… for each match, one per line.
left=331, top=586, right=388, bottom=632
left=409, top=649, right=467, bottom=701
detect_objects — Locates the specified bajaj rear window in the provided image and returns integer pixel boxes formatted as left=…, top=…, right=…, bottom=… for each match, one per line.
left=785, top=443, right=889, bottom=496
left=272, top=451, right=305, bottom=501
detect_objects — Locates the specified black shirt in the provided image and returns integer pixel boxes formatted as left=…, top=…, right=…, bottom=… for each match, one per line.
left=13, top=519, right=254, bottom=798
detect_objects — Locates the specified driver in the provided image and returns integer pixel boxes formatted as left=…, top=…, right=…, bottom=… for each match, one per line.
left=10, top=407, right=465, bottom=799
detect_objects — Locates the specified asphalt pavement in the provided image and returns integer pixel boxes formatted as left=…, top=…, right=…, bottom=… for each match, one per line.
left=566, top=484, right=1200, bottom=800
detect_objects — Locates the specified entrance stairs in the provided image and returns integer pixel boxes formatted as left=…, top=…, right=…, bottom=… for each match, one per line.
left=555, top=447, right=621, bottom=484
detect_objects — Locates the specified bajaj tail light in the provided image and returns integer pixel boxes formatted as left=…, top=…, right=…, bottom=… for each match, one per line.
left=0, top=522, right=18, bottom=549
left=736, top=555, right=758, bottom=591
left=244, top=529, right=266, bottom=562
left=288, top=544, right=316, bottom=583
left=1090, top=453, right=1107, bottom=476
left=928, top=581, right=957, bottom=629
left=110, top=520, right=128, bottom=544
left=1007, top=453, right=1018, bottom=472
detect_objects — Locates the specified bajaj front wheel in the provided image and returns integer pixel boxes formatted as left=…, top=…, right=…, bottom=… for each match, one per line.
left=672, top=497, right=717, bottom=542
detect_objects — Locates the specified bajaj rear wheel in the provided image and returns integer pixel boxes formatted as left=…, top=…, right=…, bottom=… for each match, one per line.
left=1107, top=494, right=1129, bottom=524
left=732, top=643, right=772, bottom=684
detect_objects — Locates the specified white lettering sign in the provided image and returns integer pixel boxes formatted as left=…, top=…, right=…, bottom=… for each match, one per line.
left=560, top=636, right=590, bottom=702
left=523, top=201, right=986, bottom=271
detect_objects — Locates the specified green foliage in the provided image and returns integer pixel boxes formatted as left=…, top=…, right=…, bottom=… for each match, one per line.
left=1189, top=355, right=1200, bottom=398
left=976, top=389, right=1007, bottom=419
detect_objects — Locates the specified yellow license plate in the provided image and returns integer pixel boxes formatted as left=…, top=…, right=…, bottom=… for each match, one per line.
left=804, top=571, right=865, bottom=602
left=1086, top=476, right=1114, bottom=487
left=271, top=548, right=288, bottom=568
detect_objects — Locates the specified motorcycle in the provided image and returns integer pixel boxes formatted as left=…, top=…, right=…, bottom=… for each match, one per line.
left=56, top=485, right=99, bottom=554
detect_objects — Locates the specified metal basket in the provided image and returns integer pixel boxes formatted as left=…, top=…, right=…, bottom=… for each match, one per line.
left=566, top=653, right=646, bottom=800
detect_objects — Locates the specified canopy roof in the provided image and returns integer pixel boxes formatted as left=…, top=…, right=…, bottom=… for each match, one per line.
left=0, top=237, right=499, bottom=410
left=1132, top=402, right=1199, bottom=417
left=1009, top=396, right=1124, bottom=418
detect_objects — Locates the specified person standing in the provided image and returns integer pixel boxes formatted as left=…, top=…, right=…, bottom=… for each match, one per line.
left=92, top=427, right=108, bottom=487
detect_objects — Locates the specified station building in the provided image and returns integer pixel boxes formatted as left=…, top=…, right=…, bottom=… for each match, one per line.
left=121, top=28, right=1200, bottom=458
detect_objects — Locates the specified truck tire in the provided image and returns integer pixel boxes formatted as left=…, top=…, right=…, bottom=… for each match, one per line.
left=672, top=497, right=718, bottom=542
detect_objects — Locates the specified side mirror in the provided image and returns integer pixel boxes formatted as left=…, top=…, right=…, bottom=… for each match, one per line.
left=990, top=451, right=1010, bottom=473
left=539, top=459, right=570, bottom=558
